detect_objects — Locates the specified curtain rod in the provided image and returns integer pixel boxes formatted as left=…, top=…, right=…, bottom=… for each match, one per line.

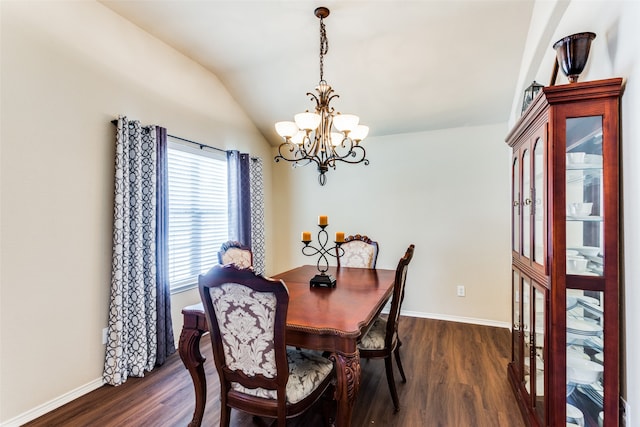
left=110, top=119, right=226, bottom=154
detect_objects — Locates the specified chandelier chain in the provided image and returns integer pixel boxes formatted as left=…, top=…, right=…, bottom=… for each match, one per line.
left=319, top=16, right=328, bottom=82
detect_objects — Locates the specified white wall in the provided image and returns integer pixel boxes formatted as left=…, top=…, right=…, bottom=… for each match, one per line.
left=0, top=1, right=273, bottom=424
left=272, top=123, right=512, bottom=326
left=516, top=0, right=640, bottom=420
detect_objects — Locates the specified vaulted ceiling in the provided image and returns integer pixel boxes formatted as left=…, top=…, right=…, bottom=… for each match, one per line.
left=100, top=0, right=535, bottom=146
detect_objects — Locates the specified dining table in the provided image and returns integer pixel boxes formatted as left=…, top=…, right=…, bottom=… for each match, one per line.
left=178, top=264, right=397, bottom=427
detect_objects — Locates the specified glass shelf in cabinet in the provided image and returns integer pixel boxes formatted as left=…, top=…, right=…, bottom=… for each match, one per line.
left=567, top=169, right=602, bottom=184
left=566, top=215, right=603, bottom=222
left=567, top=336, right=603, bottom=352
left=577, top=299, right=604, bottom=317
left=567, top=163, right=602, bottom=171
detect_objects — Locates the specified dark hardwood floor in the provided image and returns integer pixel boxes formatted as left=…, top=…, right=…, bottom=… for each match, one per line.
left=24, top=317, right=525, bottom=427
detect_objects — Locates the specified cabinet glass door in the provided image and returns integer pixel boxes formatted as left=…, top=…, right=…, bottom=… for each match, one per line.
left=513, top=157, right=520, bottom=253
left=567, top=289, right=604, bottom=425
left=523, top=277, right=531, bottom=394
left=513, top=269, right=522, bottom=375
left=533, top=138, right=544, bottom=266
left=533, top=286, right=545, bottom=423
left=565, top=116, right=604, bottom=276
left=522, top=149, right=531, bottom=259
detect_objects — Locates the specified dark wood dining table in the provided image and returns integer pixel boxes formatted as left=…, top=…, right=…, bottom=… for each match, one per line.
left=178, top=264, right=397, bottom=427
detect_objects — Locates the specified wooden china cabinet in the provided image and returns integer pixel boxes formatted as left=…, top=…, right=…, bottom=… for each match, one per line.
left=506, top=78, right=623, bottom=427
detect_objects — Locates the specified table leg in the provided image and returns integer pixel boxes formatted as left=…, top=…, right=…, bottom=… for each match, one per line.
left=178, top=318, right=207, bottom=427
left=329, top=351, right=361, bottom=427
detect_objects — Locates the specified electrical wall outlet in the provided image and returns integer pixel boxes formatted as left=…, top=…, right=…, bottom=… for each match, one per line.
left=102, top=327, right=108, bottom=345
left=456, top=285, right=465, bottom=297
left=621, top=396, right=630, bottom=426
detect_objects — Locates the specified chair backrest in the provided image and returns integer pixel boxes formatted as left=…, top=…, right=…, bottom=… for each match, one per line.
left=199, top=264, right=289, bottom=402
left=217, top=240, right=253, bottom=269
left=337, top=234, right=379, bottom=268
left=385, top=244, right=415, bottom=348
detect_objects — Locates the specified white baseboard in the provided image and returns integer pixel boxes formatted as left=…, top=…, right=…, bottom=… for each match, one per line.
left=1, top=378, right=104, bottom=427
left=399, top=309, right=511, bottom=330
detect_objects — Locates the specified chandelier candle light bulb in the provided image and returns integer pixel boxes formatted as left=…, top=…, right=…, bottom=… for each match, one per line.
left=275, top=121, right=298, bottom=138
left=333, top=114, right=359, bottom=133
left=350, top=125, right=369, bottom=143
left=294, top=112, right=321, bottom=131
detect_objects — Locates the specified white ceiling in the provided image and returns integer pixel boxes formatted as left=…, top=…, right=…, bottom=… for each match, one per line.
left=100, top=0, right=535, bottom=146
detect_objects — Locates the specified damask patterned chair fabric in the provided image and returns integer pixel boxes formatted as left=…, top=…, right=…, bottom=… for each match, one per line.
left=337, top=234, right=379, bottom=268
left=358, top=244, right=415, bottom=412
left=199, top=265, right=335, bottom=426
left=358, top=317, right=387, bottom=350
left=232, top=349, right=333, bottom=404
left=217, top=240, right=253, bottom=269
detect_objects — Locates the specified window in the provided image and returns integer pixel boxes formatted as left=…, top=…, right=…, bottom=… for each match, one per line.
left=167, top=139, right=228, bottom=292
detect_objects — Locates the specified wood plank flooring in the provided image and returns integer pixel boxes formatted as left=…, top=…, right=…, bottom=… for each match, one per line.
left=24, top=317, right=525, bottom=427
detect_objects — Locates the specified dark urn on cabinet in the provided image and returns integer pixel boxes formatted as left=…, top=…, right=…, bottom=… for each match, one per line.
left=553, top=32, right=596, bottom=83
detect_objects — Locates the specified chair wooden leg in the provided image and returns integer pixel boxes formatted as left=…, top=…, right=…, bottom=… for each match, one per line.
left=220, top=405, right=231, bottom=427
left=394, top=342, right=407, bottom=383
left=384, top=356, right=400, bottom=413
left=320, top=383, right=337, bottom=427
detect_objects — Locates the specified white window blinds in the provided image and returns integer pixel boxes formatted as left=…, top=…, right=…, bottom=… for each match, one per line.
left=167, top=139, right=228, bottom=292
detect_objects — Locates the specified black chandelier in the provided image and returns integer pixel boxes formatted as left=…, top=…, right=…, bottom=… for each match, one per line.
left=274, top=7, right=369, bottom=186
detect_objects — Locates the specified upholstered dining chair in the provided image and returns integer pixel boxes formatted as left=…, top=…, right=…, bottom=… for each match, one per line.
left=217, top=240, right=253, bottom=269
left=198, top=264, right=335, bottom=427
left=336, top=234, right=379, bottom=268
left=358, top=244, right=415, bottom=412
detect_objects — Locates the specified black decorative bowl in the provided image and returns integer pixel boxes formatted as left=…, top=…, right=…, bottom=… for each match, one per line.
left=553, top=32, right=596, bottom=83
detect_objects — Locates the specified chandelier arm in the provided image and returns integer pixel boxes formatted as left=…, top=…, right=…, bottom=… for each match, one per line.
left=330, top=144, right=368, bottom=165
left=307, top=92, right=320, bottom=104
left=306, top=134, right=322, bottom=159
left=275, top=142, right=305, bottom=162
left=292, top=138, right=323, bottom=169
left=309, top=155, right=324, bottom=171
left=275, top=148, right=321, bottom=170
left=302, top=142, right=316, bottom=157
left=331, top=136, right=356, bottom=157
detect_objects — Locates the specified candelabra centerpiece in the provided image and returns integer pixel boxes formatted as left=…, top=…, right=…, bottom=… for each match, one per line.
left=301, top=215, right=345, bottom=288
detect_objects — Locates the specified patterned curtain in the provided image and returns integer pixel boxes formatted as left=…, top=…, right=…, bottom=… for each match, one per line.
left=227, top=151, right=252, bottom=246
left=249, top=157, right=266, bottom=274
left=227, top=151, right=265, bottom=274
left=155, top=126, right=175, bottom=365
left=103, top=116, right=174, bottom=386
